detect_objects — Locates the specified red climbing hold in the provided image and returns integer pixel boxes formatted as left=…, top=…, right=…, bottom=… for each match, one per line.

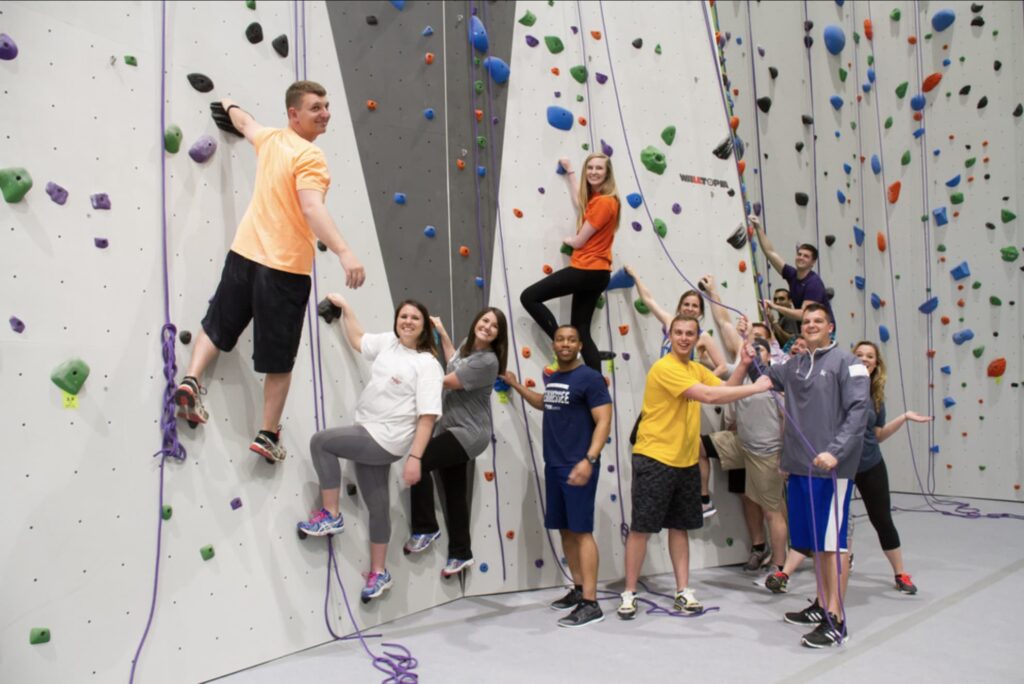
left=887, top=180, right=901, bottom=203
left=475, top=109, right=484, bottom=122
left=425, top=52, right=435, bottom=65
left=922, top=72, right=942, bottom=92
left=456, top=159, right=466, bottom=170
left=506, top=530, right=515, bottom=540
left=908, top=35, right=918, bottom=45
left=484, top=471, right=495, bottom=482
left=366, top=99, right=378, bottom=110
left=578, top=116, right=588, bottom=126
left=525, top=378, right=536, bottom=388
left=876, top=232, right=887, bottom=252
left=618, top=324, right=630, bottom=335
left=543, top=264, right=553, bottom=274
left=738, top=260, right=747, bottom=272
left=941, top=316, right=950, bottom=325
left=737, top=160, right=746, bottom=175
left=513, top=208, right=523, bottom=218
left=864, top=18, right=873, bottom=40
left=927, top=349, right=937, bottom=358
left=522, top=346, right=532, bottom=359
left=987, top=358, right=1006, bottom=378
left=459, top=245, right=470, bottom=257
left=590, top=30, right=602, bottom=40
left=551, top=67, right=560, bottom=76
left=730, top=115, right=740, bottom=130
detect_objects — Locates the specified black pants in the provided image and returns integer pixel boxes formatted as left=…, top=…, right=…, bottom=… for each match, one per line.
left=409, top=430, right=474, bottom=560
left=854, top=459, right=901, bottom=551
left=520, top=267, right=610, bottom=370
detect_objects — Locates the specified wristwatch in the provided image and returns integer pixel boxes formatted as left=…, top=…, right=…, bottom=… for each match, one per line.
left=586, top=454, right=599, bottom=466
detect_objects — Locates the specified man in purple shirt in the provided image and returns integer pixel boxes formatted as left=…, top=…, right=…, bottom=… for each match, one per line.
left=750, top=215, right=834, bottom=328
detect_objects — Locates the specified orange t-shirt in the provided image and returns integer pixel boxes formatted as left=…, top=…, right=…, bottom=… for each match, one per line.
left=230, top=127, right=330, bottom=275
left=569, top=194, right=619, bottom=271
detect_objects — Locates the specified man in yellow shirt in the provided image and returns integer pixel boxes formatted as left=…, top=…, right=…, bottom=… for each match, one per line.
left=617, top=314, right=772, bottom=619
left=174, top=80, right=365, bottom=464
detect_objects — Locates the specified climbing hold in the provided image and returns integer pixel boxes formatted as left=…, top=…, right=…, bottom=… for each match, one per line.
left=1000, top=210, right=1016, bottom=224
left=890, top=8, right=902, bottom=20
left=990, top=296, right=1002, bottom=306
left=877, top=232, right=887, bottom=252
left=422, top=25, right=434, bottom=36
left=51, top=358, right=90, bottom=396
left=188, top=135, right=217, bottom=163
left=1000, top=246, right=1020, bottom=262
left=458, top=245, right=470, bottom=258
left=479, top=562, right=489, bottom=573
left=164, top=125, right=183, bottom=154
left=0, top=168, right=33, bottom=203
left=653, top=218, right=667, bottom=238
left=671, top=202, right=682, bottom=215
left=950, top=261, right=971, bottom=280
left=394, top=192, right=407, bottom=205
left=595, top=73, right=608, bottom=85
left=829, top=95, right=843, bottom=110
left=965, top=157, right=976, bottom=168
left=546, top=106, right=574, bottom=131
left=9, top=316, right=24, bottom=334
left=366, top=99, right=377, bottom=111
left=640, top=146, right=667, bottom=175
left=871, top=293, right=882, bottom=310
left=803, top=35, right=813, bottom=48
left=933, top=207, right=949, bottom=226
left=43, top=181, right=68, bottom=206
left=474, top=80, right=484, bottom=94
left=884, top=116, right=893, bottom=129
left=186, top=73, right=214, bottom=93
left=634, top=299, right=650, bottom=315
left=605, top=268, right=635, bottom=291
left=661, top=126, right=676, bottom=146
left=823, top=25, right=846, bottom=55
left=162, top=505, right=173, bottom=520
left=0, top=33, right=18, bottom=60
left=895, top=81, right=910, bottom=99
left=910, top=94, right=926, bottom=111
left=901, top=150, right=912, bottom=166
left=922, top=72, right=942, bottom=92
left=887, top=181, right=901, bottom=204
left=919, top=297, right=939, bottom=313
left=768, top=66, right=779, bottom=79
left=950, top=192, right=964, bottom=205
left=483, top=56, right=510, bottom=84
left=946, top=174, right=961, bottom=187
left=245, top=22, right=263, bottom=44
left=559, top=243, right=573, bottom=256
left=626, top=193, right=642, bottom=209
left=618, top=325, right=630, bottom=336
left=931, top=9, right=956, bottom=32
left=713, top=136, right=733, bottom=159
left=952, top=329, right=974, bottom=345
left=940, top=365, right=951, bottom=375
left=272, top=34, right=289, bottom=58
left=824, top=235, right=836, bottom=247
left=729, top=115, right=740, bottom=131
left=977, top=96, right=988, bottom=109
left=756, top=96, right=772, bottom=113
left=389, top=0, right=405, bottom=9
left=972, top=346, right=985, bottom=359
left=544, top=36, right=564, bottom=54
left=837, top=190, right=846, bottom=205
left=518, top=10, right=536, bottom=26
left=879, top=325, right=890, bottom=342
left=987, top=358, right=1006, bottom=378
left=200, top=545, right=215, bottom=561
left=468, top=16, right=489, bottom=53
left=423, top=108, right=435, bottom=120
left=179, top=330, right=192, bottom=345
left=476, top=166, right=486, bottom=178
left=1014, top=103, right=1024, bottom=117
left=569, top=65, right=588, bottom=84
left=525, top=35, right=539, bottom=48
left=29, top=628, right=50, bottom=645
left=854, top=226, right=865, bottom=246
left=795, top=192, right=809, bottom=207
left=600, top=140, right=613, bottom=157
left=423, top=226, right=436, bottom=238
left=632, top=38, right=643, bottom=49
left=870, top=155, right=881, bottom=175
left=230, top=497, right=243, bottom=510
left=738, top=260, right=747, bottom=273
left=512, top=208, right=523, bottom=218
left=727, top=225, right=747, bottom=249
left=959, top=85, right=972, bottom=97
left=123, top=55, right=138, bottom=66
left=655, top=44, right=662, bottom=54
left=943, top=397, right=956, bottom=408
left=801, top=114, right=814, bottom=126
left=94, top=238, right=108, bottom=249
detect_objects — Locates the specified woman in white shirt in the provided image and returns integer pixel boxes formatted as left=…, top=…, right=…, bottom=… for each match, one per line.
left=298, top=295, right=443, bottom=603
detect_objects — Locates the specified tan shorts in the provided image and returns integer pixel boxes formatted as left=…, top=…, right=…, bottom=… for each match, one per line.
left=707, top=431, right=785, bottom=513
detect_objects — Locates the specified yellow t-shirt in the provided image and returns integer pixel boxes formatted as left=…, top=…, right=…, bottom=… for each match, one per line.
left=634, top=354, right=722, bottom=468
left=230, top=127, right=330, bottom=275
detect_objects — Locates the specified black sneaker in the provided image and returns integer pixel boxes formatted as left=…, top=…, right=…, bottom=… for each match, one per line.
left=801, top=614, right=848, bottom=648
left=558, top=600, right=604, bottom=628
left=784, top=598, right=825, bottom=625
left=550, top=587, right=583, bottom=611
left=765, top=571, right=790, bottom=594
left=744, top=546, right=772, bottom=572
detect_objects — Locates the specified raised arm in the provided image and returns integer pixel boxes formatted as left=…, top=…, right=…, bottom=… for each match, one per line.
left=764, top=297, right=805, bottom=322
left=877, top=410, right=933, bottom=443
left=750, top=214, right=785, bottom=275
left=625, top=264, right=674, bottom=329
left=430, top=316, right=457, bottom=366
left=502, top=371, right=545, bottom=411
left=298, top=189, right=365, bottom=289
left=559, top=157, right=580, bottom=213
left=702, top=275, right=742, bottom=363
left=221, top=98, right=264, bottom=144
left=326, top=292, right=364, bottom=353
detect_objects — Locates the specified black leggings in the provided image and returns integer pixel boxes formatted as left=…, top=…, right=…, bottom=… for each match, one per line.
left=409, top=430, right=474, bottom=560
left=854, top=459, right=901, bottom=551
left=520, top=267, right=610, bottom=370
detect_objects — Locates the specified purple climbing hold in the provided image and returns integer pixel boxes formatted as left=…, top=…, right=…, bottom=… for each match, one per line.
left=45, top=182, right=68, bottom=206
left=631, top=221, right=642, bottom=231
left=752, top=201, right=762, bottom=215
left=537, top=187, right=545, bottom=194
left=595, top=73, right=608, bottom=84
left=757, top=46, right=765, bottom=57
left=950, top=261, right=970, bottom=280
left=9, top=316, right=25, bottom=333
left=534, top=559, right=544, bottom=568
left=601, top=139, right=613, bottom=156
left=230, top=497, right=243, bottom=510
left=621, top=352, right=630, bottom=361
left=0, top=33, right=18, bottom=60
left=188, top=135, right=217, bottom=163
left=546, top=106, right=574, bottom=131
left=90, top=193, right=111, bottom=210
left=672, top=203, right=681, bottom=215
left=919, top=296, right=939, bottom=313
left=94, top=238, right=109, bottom=249
left=525, top=35, right=539, bottom=48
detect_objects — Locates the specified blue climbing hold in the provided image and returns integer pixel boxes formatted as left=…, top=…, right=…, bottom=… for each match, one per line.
left=870, top=155, right=881, bottom=175
left=477, top=166, right=486, bottom=177
left=910, top=94, right=926, bottom=111
left=823, top=25, right=846, bottom=55
left=479, top=562, right=489, bottom=573
left=919, top=296, right=939, bottom=313
left=942, top=396, right=956, bottom=408
left=422, top=25, right=434, bottom=37
left=423, top=225, right=436, bottom=238
left=940, top=365, right=951, bottom=375
left=854, top=225, right=865, bottom=246
left=952, top=329, right=974, bottom=345
left=546, top=106, right=574, bottom=131
left=605, top=268, right=636, bottom=291
left=483, top=56, right=510, bottom=84
left=931, top=9, right=956, bottom=32
left=913, top=128, right=925, bottom=139
left=837, top=189, right=846, bottom=204
left=389, top=0, right=405, bottom=9
left=862, top=83, right=873, bottom=94
left=556, top=162, right=567, bottom=175
left=854, top=275, right=865, bottom=290
left=626, top=193, right=643, bottom=208
left=474, top=276, right=485, bottom=288
left=842, top=163, right=852, bottom=175
left=950, top=261, right=970, bottom=280
left=942, top=58, right=951, bottom=67
left=830, top=95, right=843, bottom=110
left=423, top=108, right=435, bottom=120
left=493, top=377, right=510, bottom=392
left=870, top=293, right=882, bottom=310
left=867, top=68, right=876, bottom=83
left=945, top=174, right=961, bottom=187
left=468, top=16, right=489, bottom=53
left=932, top=207, right=948, bottom=226
left=394, top=192, right=407, bottom=205
left=879, top=325, right=890, bottom=342
left=929, top=445, right=940, bottom=453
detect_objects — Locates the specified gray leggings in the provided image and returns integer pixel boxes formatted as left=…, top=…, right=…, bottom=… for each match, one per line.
left=310, top=425, right=399, bottom=544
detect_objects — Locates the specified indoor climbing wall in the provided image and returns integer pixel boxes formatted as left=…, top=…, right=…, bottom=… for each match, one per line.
left=713, top=0, right=1022, bottom=502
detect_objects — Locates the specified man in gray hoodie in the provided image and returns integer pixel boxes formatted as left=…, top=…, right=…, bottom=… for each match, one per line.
left=761, top=303, right=869, bottom=648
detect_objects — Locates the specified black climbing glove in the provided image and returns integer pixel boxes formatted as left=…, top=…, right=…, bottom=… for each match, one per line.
left=210, top=102, right=245, bottom=138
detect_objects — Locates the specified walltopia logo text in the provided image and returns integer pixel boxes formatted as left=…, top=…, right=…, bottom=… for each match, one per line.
left=679, top=173, right=730, bottom=189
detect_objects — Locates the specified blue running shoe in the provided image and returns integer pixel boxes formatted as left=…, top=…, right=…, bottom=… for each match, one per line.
left=297, top=508, right=344, bottom=537
left=403, top=530, right=441, bottom=554
left=361, top=569, right=393, bottom=602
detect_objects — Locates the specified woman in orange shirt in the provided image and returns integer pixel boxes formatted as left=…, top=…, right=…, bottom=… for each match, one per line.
left=520, top=153, right=620, bottom=370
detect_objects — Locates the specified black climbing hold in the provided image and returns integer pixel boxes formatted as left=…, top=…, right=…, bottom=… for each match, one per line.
left=727, top=189, right=736, bottom=197
left=971, top=3, right=983, bottom=12
left=712, top=136, right=733, bottom=160
left=245, top=22, right=263, bottom=44
left=977, top=96, right=988, bottom=109
left=346, top=484, right=358, bottom=497
left=272, top=34, right=288, bottom=58
left=187, top=73, right=214, bottom=93
left=994, top=60, right=1002, bottom=72
left=179, top=330, right=192, bottom=345
left=795, top=192, right=809, bottom=206
left=825, top=287, right=835, bottom=300
left=632, top=38, right=643, bottom=49
left=825, top=234, right=836, bottom=247
left=985, top=222, right=996, bottom=230
left=970, top=16, right=985, bottom=27
left=768, top=66, right=779, bottom=79
left=959, top=85, right=971, bottom=96
left=804, top=36, right=813, bottom=48
left=1014, top=103, right=1023, bottom=117
left=317, top=240, right=327, bottom=252
left=366, top=15, right=378, bottom=25
left=727, top=225, right=747, bottom=249
left=804, top=20, right=814, bottom=31
left=801, top=114, right=814, bottom=125
left=795, top=141, right=805, bottom=152
left=756, top=96, right=772, bottom=113
left=317, top=298, right=342, bottom=324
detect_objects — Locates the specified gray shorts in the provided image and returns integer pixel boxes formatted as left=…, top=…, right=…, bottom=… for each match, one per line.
left=629, top=454, right=703, bottom=533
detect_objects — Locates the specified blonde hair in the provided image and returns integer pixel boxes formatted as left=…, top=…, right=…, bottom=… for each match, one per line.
left=575, top=153, right=620, bottom=231
left=854, top=340, right=887, bottom=412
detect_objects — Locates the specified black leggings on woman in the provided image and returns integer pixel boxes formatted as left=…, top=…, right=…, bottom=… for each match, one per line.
left=409, top=430, right=474, bottom=560
left=854, top=459, right=901, bottom=551
left=520, top=266, right=610, bottom=370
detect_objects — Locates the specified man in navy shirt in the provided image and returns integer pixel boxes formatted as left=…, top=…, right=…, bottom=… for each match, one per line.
left=504, top=325, right=612, bottom=628
left=750, top=214, right=834, bottom=327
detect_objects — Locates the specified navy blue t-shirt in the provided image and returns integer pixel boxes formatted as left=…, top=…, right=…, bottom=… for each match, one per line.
left=857, top=400, right=886, bottom=473
left=782, top=264, right=835, bottom=326
left=542, top=365, right=612, bottom=468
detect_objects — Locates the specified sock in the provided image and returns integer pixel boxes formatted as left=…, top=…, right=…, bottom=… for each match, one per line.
left=259, top=429, right=279, bottom=443
left=701, top=495, right=710, bottom=505
left=777, top=566, right=786, bottom=573
left=573, top=584, right=583, bottom=592
left=752, top=543, right=766, bottom=553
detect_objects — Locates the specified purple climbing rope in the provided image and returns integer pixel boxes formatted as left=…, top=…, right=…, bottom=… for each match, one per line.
left=801, top=0, right=823, bottom=256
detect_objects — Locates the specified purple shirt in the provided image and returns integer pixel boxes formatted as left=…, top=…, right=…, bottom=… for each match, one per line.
left=782, top=264, right=834, bottom=326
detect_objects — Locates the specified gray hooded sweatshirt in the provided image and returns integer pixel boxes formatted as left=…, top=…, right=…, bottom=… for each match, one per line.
left=764, top=342, right=870, bottom=479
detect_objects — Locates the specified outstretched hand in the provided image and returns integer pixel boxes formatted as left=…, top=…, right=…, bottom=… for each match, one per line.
left=905, top=411, right=933, bottom=423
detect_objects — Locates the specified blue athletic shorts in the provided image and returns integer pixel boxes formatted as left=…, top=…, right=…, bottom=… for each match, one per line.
left=787, top=474, right=852, bottom=552
left=544, top=464, right=600, bottom=533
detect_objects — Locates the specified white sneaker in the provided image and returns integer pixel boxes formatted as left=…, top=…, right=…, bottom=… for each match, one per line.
left=617, top=591, right=638, bottom=620
left=674, top=587, right=703, bottom=614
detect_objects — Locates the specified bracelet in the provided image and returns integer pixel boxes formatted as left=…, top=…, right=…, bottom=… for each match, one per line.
left=409, top=454, right=422, bottom=460
left=225, top=104, right=241, bottom=114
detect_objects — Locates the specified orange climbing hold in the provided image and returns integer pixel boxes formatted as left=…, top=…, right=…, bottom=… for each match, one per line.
left=484, top=471, right=495, bottom=482
left=738, top=260, right=747, bottom=273
left=456, top=159, right=466, bottom=170
left=618, top=324, right=630, bottom=335
left=957, top=298, right=965, bottom=307
left=737, top=160, right=746, bottom=175
left=913, top=112, right=923, bottom=122
left=876, top=232, right=887, bottom=252
left=525, top=378, right=536, bottom=388
left=908, top=35, right=917, bottom=45
left=459, top=245, right=470, bottom=257
left=922, top=72, right=942, bottom=92
left=513, top=208, right=523, bottom=218
left=590, top=30, right=602, bottom=40
left=551, top=67, right=560, bottom=76
left=987, top=358, right=1006, bottom=378
left=863, top=18, right=873, bottom=40
left=941, top=316, right=950, bottom=325
left=366, top=99, right=378, bottom=110
left=927, top=349, right=937, bottom=358
left=521, top=346, right=531, bottom=359
left=475, top=109, right=483, bottom=122
left=542, top=264, right=553, bottom=274
left=425, top=52, right=435, bottom=65
left=730, top=115, right=740, bottom=130
left=887, top=180, right=901, bottom=204
left=578, top=116, right=588, bottom=126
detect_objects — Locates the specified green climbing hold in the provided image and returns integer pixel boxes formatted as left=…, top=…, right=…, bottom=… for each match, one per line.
left=867, top=55, right=874, bottom=66
left=560, top=243, right=574, bottom=256
left=965, top=157, right=976, bottom=168
left=947, top=192, right=963, bottom=205
left=0, top=167, right=33, bottom=203
left=518, top=9, right=537, bottom=26
left=924, top=32, right=933, bottom=41
left=473, top=57, right=481, bottom=67
left=895, top=81, right=909, bottom=98
left=595, top=294, right=605, bottom=309
left=972, top=281, right=982, bottom=290
left=634, top=299, right=650, bottom=315
left=884, top=116, right=893, bottom=129
left=245, top=0, right=256, bottom=9
left=544, top=36, right=565, bottom=54
left=726, top=537, right=734, bottom=546
left=901, top=150, right=911, bottom=165
left=972, top=346, right=985, bottom=359
left=51, top=358, right=90, bottom=396
left=853, top=32, right=861, bottom=44
left=581, top=143, right=589, bottom=151
left=570, top=65, right=588, bottom=84
left=164, top=125, right=183, bottom=154
left=1000, top=246, right=1020, bottom=261
left=920, top=215, right=928, bottom=222
left=890, top=8, right=901, bottom=20
left=653, top=218, right=667, bottom=238
left=200, top=545, right=216, bottom=561
left=655, top=44, right=662, bottom=55
left=474, top=79, right=484, bottom=93
left=477, top=136, right=486, bottom=149
left=990, top=296, right=1002, bottom=306
left=979, top=465, right=986, bottom=471
left=839, top=67, right=848, bottom=82
left=851, top=121, right=857, bottom=130
left=29, top=628, right=50, bottom=645
left=661, top=125, right=676, bottom=146
left=124, top=55, right=137, bottom=66
left=576, top=95, right=584, bottom=102
left=162, top=505, right=173, bottom=520
left=1000, top=210, right=1016, bottom=224
left=640, top=146, right=667, bottom=175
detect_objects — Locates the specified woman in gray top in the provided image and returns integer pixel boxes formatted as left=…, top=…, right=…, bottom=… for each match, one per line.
left=404, top=307, right=508, bottom=576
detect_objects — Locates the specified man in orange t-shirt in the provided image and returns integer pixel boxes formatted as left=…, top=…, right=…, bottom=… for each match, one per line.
left=175, top=80, right=365, bottom=464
